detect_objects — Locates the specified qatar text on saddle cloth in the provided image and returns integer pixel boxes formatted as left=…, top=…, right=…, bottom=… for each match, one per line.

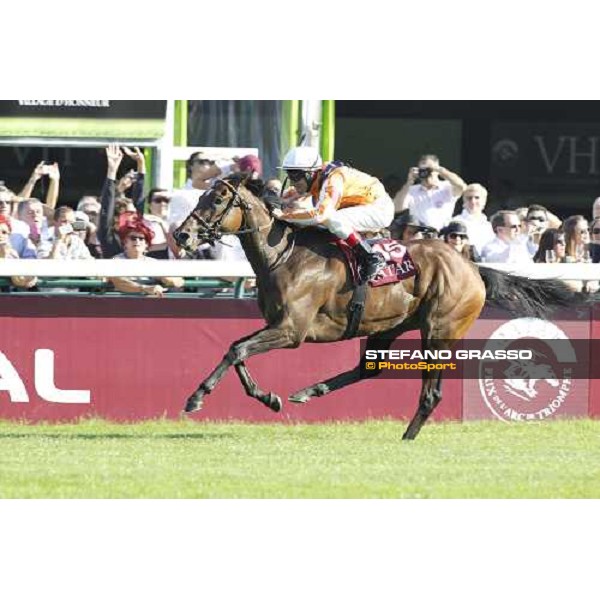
left=336, top=239, right=417, bottom=286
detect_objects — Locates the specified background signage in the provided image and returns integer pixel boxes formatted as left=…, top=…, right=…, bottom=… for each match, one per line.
left=491, top=122, right=600, bottom=196
left=0, top=100, right=167, bottom=138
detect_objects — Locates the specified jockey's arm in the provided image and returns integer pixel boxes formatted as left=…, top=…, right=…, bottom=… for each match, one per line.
left=278, top=172, right=343, bottom=226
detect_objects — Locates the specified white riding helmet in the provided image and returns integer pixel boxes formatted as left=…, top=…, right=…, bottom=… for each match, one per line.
left=279, top=146, right=323, bottom=171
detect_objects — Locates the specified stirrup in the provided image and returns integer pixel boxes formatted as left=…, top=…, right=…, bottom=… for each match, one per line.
left=360, top=254, right=385, bottom=281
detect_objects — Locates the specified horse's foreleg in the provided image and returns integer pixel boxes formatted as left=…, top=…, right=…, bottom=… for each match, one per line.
left=184, top=355, right=235, bottom=413
left=235, top=362, right=282, bottom=412
left=184, top=327, right=297, bottom=413
left=289, top=333, right=396, bottom=404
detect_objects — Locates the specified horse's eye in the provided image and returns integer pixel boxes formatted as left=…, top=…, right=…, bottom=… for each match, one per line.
left=214, top=198, right=223, bottom=206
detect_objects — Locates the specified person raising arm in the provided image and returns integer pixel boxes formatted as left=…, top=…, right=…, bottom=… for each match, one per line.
left=393, top=154, right=466, bottom=231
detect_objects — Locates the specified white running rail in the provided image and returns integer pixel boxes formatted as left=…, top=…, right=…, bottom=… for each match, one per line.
left=0, top=261, right=598, bottom=280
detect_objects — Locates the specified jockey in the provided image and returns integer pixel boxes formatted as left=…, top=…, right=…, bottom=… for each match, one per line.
left=273, top=146, right=395, bottom=281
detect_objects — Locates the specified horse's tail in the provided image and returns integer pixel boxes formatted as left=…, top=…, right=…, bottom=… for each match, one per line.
left=477, top=265, right=591, bottom=318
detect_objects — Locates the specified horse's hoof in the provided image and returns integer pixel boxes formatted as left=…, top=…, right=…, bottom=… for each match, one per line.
left=289, top=390, right=311, bottom=404
left=312, top=383, right=329, bottom=397
left=289, top=383, right=328, bottom=404
left=184, top=392, right=205, bottom=413
left=265, top=393, right=282, bottom=412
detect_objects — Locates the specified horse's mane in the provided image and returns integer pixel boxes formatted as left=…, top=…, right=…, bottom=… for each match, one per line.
left=223, top=172, right=290, bottom=214
left=223, top=173, right=265, bottom=199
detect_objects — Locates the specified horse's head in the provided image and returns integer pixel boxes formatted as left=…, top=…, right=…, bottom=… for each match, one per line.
left=173, top=174, right=266, bottom=254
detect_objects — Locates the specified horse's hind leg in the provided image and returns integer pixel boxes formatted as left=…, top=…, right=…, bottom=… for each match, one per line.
left=289, top=332, right=396, bottom=403
left=402, top=308, right=480, bottom=440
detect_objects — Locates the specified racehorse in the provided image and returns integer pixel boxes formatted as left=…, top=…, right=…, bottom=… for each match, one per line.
left=173, top=174, right=577, bottom=440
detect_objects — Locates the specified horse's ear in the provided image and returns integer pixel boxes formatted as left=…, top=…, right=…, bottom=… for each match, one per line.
left=245, top=177, right=265, bottom=198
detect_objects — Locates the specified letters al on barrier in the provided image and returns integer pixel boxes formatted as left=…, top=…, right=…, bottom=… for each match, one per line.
left=0, top=349, right=90, bottom=404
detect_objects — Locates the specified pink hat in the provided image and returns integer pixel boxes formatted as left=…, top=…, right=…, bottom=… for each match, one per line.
left=117, top=213, right=154, bottom=246
left=238, top=154, right=262, bottom=175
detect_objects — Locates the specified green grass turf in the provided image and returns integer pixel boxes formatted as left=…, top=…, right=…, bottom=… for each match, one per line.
left=0, top=418, right=598, bottom=498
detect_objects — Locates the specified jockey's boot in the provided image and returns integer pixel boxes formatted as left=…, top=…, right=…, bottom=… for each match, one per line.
left=354, top=239, right=386, bottom=281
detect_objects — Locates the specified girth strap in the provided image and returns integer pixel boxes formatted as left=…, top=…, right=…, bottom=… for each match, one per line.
left=342, top=280, right=368, bottom=340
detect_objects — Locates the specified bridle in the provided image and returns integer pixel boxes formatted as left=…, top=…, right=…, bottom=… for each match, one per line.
left=176, top=177, right=294, bottom=270
left=188, top=178, right=273, bottom=244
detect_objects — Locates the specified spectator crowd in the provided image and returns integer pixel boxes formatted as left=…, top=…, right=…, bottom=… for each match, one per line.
left=389, top=153, right=600, bottom=291
left=0, top=145, right=263, bottom=295
left=0, top=146, right=598, bottom=295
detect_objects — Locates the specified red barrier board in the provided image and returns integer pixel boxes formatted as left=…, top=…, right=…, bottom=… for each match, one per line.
left=0, top=297, right=461, bottom=423
left=590, top=304, right=600, bottom=418
left=0, top=298, right=597, bottom=424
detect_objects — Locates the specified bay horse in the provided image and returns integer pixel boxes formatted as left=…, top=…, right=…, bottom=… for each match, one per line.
left=173, top=174, right=577, bottom=440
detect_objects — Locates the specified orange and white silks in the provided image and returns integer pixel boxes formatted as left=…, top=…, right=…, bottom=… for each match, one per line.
left=279, top=165, right=394, bottom=238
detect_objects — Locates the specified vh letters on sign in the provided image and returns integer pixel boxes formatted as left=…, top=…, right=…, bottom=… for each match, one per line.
left=0, top=349, right=90, bottom=404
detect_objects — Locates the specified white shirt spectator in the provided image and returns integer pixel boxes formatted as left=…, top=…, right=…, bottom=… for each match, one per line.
left=517, top=233, right=538, bottom=258
left=209, top=235, right=251, bottom=264
left=405, top=180, right=459, bottom=231
left=168, top=160, right=236, bottom=229
left=168, top=185, right=203, bottom=229
left=453, top=210, right=495, bottom=254
left=144, top=214, right=168, bottom=246
left=480, top=237, right=533, bottom=264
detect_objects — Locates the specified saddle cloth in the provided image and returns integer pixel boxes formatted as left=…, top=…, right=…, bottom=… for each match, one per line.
left=335, top=238, right=418, bottom=287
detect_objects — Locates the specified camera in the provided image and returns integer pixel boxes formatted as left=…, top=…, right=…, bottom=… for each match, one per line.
left=72, top=221, right=88, bottom=232
left=416, top=167, right=432, bottom=181
left=58, top=224, right=73, bottom=236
